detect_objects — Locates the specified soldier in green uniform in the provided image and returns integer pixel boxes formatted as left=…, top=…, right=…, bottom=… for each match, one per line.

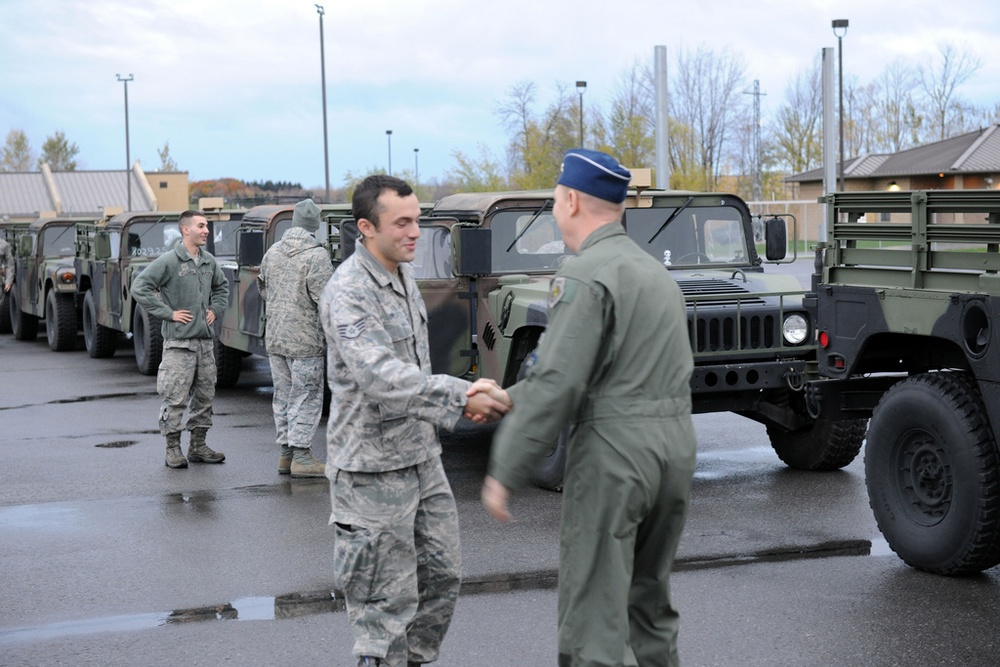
left=481, top=149, right=697, bottom=667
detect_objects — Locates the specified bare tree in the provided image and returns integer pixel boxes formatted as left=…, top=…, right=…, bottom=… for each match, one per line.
left=919, top=43, right=982, bottom=141
left=598, top=58, right=655, bottom=171
left=670, top=44, right=747, bottom=190
left=157, top=142, right=178, bottom=171
left=770, top=59, right=823, bottom=174
left=870, top=60, right=919, bottom=152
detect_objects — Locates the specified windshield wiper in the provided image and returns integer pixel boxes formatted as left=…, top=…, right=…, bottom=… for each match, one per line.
left=506, top=199, right=553, bottom=253
left=648, top=196, right=695, bottom=245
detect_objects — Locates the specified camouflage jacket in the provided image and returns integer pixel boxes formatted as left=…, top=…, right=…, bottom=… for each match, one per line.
left=320, top=240, right=470, bottom=473
left=258, top=227, right=333, bottom=358
left=0, top=238, right=13, bottom=290
left=131, top=243, right=229, bottom=341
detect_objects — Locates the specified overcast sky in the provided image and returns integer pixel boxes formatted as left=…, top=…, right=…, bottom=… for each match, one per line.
left=2, top=0, right=998, bottom=192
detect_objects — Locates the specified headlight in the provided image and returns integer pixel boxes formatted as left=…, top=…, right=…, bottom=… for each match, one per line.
left=782, top=313, right=809, bottom=345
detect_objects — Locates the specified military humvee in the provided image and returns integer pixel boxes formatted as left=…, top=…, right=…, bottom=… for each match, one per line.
left=75, top=203, right=245, bottom=375
left=806, top=189, right=1000, bottom=574
left=337, top=185, right=863, bottom=489
left=8, top=216, right=97, bottom=350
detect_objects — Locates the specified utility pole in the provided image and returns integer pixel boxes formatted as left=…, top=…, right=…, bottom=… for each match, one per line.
left=116, top=74, right=133, bottom=211
left=743, top=80, right=765, bottom=201
left=316, top=5, right=330, bottom=203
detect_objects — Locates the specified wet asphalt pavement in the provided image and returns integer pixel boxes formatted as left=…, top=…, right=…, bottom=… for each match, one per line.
left=2, top=267, right=999, bottom=666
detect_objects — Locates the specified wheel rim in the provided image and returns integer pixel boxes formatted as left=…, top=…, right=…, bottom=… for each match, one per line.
left=46, top=295, right=55, bottom=346
left=893, top=429, right=952, bottom=526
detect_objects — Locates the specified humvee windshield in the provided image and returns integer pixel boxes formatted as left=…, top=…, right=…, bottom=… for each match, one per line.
left=212, top=218, right=244, bottom=259
left=118, top=220, right=181, bottom=259
left=41, top=223, right=76, bottom=257
left=412, top=226, right=452, bottom=279
left=489, top=210, right=568, bottom=273
left=623, top=205, right=749, bottom=267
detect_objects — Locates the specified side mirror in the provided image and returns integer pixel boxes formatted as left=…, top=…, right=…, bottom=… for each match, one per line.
left=454, top=226, right=491, bottom=276
left=764, top=217, right=787, bottom=261
left=238, top=229, right=265, bottom=266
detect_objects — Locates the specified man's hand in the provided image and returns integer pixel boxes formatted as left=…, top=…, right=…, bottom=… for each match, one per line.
left=482, top=475, right=513, bottom=522
left=172, top=309, right=193, bottom=324
left=206, top=309, right=216, bottom=325
left=464, top=379, right=512, bottom=423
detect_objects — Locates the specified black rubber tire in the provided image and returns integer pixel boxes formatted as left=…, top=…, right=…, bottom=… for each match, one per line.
left=768, top=417, right=867, bottom=471
left=214, top=338, right=243, bottom=388
left=133, top=303, right=163, bottom=375
left=83, top=290, right=116, bottom=359
left=0, top=291, right=12, bottom=334
left=515, top=350, right=568, bottom=492
left=11, top=287, right=39, bottom=341
left=45, top=290, right=78, bottom=352
left=865, top=372, right=1000, bottom=575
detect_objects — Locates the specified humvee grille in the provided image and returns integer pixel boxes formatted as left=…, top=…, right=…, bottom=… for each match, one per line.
left=689, top=314, right=776, bottom=353
left=677, top=279, right=766, bottom=307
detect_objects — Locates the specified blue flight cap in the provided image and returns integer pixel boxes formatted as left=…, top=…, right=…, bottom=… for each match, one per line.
left=556, top=149, right=631, bottom=203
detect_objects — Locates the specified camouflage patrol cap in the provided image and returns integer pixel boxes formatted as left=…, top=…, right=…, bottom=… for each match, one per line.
left=292, top=199, right=321, bottom=232
left=557, top=148, right=631, bottom=203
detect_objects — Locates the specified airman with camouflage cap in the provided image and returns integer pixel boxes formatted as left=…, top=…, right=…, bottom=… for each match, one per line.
left=320, top=175, right=509, bottom=667
left=258, top=198, right=332, bottom=478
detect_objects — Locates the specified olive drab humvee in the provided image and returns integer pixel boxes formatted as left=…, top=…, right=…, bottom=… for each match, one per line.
left=805, top=189, right=1000, bottom=575
left=8, top=216, right=98, bottom=350
left=338, top=184, right=861, bottom=490
left=0, top=220, right=32, bottom=335
left=75, top=203, right=245, bottom=375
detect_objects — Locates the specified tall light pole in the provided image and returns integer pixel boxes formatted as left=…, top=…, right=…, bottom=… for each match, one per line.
left=832, top=19, right=849, bottom=192
left=386, top=130, right=393, bottom=175
left=414, top=148, right=419, bottom=184
left=316, top=5, right=330, bottom=203
left=575, top=81, right=587, bottom=147
left=116, top=73, right=133, bottom=211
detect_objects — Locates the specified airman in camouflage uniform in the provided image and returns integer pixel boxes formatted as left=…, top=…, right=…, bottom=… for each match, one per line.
left=258, top=199, right=333, bottom=478
left=482, top=150, right=697, bottom=667
left=0, top=236, right=13, bottom=293
left=132, top=211, right=230, bottom=469
left=320, top=175, right=507, bottom=667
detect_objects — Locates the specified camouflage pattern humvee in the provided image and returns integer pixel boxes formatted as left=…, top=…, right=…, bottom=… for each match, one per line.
left=807, top=189, right=1000, bottom=574
left=75, top=205, right=245, bottom=375
left=8, top=216, right=97, bottom=350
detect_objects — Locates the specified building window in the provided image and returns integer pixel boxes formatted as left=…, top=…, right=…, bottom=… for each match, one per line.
left=159, top=181, right=168, bottom=189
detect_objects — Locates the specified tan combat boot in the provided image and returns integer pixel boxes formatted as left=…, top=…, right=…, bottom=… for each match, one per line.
left=278, top=444, right=293, bottom=475
left=165, top=432, right=188, bottom=469
left=187, top=427, right=225, bottom=464
left=290, top=447, right=325, bottom=478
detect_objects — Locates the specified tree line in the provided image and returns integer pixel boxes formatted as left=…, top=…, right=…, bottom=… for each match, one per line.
left=449, top=42, right=997, bottom=201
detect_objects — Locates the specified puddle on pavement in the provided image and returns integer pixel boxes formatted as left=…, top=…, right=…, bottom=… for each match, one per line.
left=95, top=440, right=139, bottom=448
left=0, top=591, right=344, bottom=645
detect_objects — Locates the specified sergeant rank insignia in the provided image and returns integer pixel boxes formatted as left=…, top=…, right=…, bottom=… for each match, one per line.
left=337, top=318, right=367, bottom=339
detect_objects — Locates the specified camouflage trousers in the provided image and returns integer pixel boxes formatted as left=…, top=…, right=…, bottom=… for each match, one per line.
left=268, top=354, right=324, bottom=449
left=156, top=339, right=216, bottom=436
left=330, top=456, right=461, bottom=666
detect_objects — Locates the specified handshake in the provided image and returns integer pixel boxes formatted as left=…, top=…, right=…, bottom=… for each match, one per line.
left=462, top=378, right=513, bottom=424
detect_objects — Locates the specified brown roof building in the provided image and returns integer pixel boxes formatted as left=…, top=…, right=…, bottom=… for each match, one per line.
left=785, top=124, right=1000, bottom=200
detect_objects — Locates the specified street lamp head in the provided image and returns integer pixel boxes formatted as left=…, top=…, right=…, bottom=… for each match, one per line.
left=315, top=4, right=324, bottom=15
left=832, top=18, right=848, bottom=36
left=386, top=129, right=392, bottom=136
left=576, top=80, right=587, bottom=94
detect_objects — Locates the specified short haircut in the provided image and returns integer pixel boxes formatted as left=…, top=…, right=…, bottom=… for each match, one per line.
left=178, top=210, right=202, bottom=228
left=353, top=175, right=413, bottom=229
